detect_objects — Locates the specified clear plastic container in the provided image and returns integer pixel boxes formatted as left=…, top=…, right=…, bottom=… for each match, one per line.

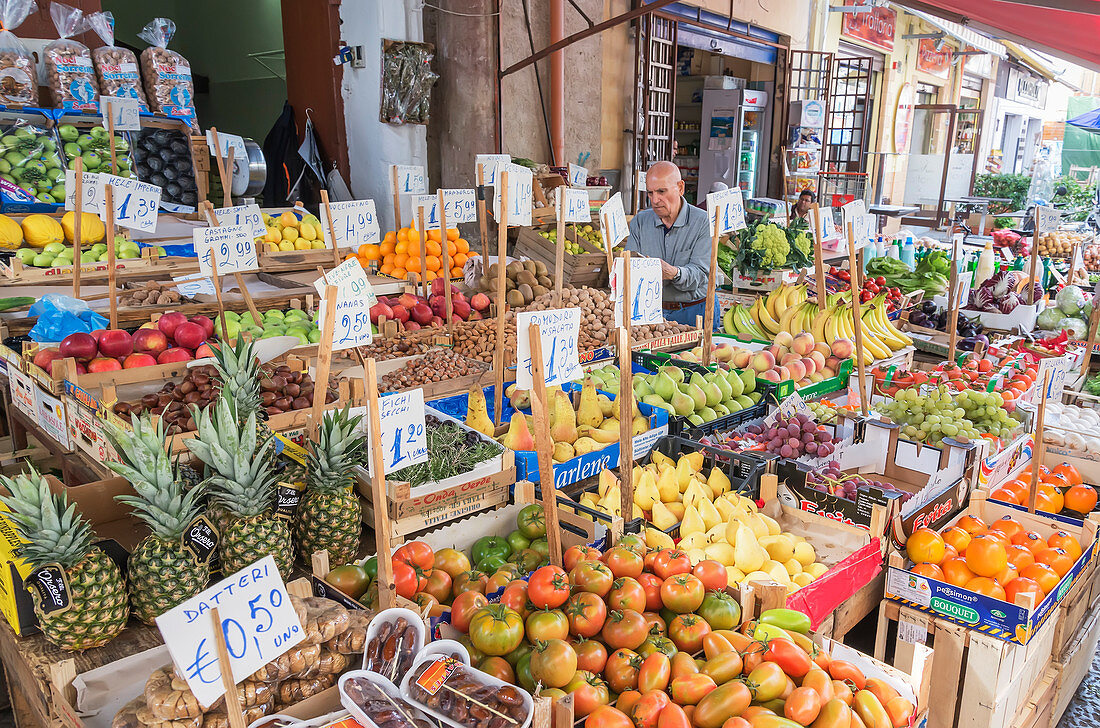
left=362, top=607, right=426, bottom=678
left=340, top=670, right=434, bottom=728
left=401, top=652, right=533, bottom=728
left=416, top=639, right=471, bottom=666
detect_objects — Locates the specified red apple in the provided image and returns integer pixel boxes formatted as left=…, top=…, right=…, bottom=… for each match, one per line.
left=157, top=347, right=193, bottom=364
left=157, top=312, right=188, bottom=339
left=122, top=353, right=157, bottom=369
left=397, top=293, right=419, bottom=310
left=59, top=332, right=98, bottom=362
left=87, top=357, right=123, bottom=372
left=74, top=362, right=87, bottom=375
left=430, top=315, right=443, bottom=327
left=32, top=348, right=62, bottom=372
left=190, top=315, right=215, bottom=339
left=390, top=305, right=410, bottom=323
left=370, top=302, right=394, bottom=324
left=470, top=292, right=491, bottom=311
left=195, top=342, right=215, bottom=359
left=98, top=330, right=134, bottom=359
left=133, top=328, right=169, bottom=357
left=173, top=322, right=206, bottom=350
left=410, top=303, right=433, bottom=325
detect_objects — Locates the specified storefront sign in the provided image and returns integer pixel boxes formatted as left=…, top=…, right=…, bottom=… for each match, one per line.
left=841, top=1, right=896, bottom=52
left=916, top=39, right=952, bottom=79
left=893, top=83, right=915, bottom=154
left=1003, top=66, right=1049, bottom=107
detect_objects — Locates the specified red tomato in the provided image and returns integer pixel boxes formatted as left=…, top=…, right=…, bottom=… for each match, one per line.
left=668, top=613, right=712, bottom=653
left=393, top=560, right=421, bottom=599
left=394, top=540, right=434, bottom=571
left=602, top=609, right=650, bottom=651
left=452, top=570, right=489, bottom=595
left=528, top=565, right=571, bottom=608
left=619, top=533, right=648, bottom=556
left=670, top=673, right=718, bottom=705
left=571, top=560, right=615, bottom=597
left=604, top=648, right=642, bottom=693
left=485, top=570, right=514, bottom=594
left=566, top=591, right=608, bottom=637
left=585, top=706, right=632, bottom=728
left=643, top=612, right=667, bottom=636
left=566, top=670, right=611, bottom=717
left=831, top=680, right=854, bottom=706
left=637, top=573, right=665, bottom=611
left=828, top=660, right=866, bottom=691
left=609, top=577, right=648, bottom=612
left=784, top=686, right=822, bottom=725
left=477, top=656, right=514, bottom=683
left=604, top=546, right=645, bottom=579
left=656, top=703, right=691, bottom=728
left=565, top=545, right=602, bottom=571
left=637, top=653, right=671, bottom=693
left=813, top=698, right=853, bottom=727
left=669, top=651, right=699, bottom=679
left=573, top=637, right=609, bottom=673
left=763, top=638, right=812, bottom=679
left=629, top=690, right=670, bottom=728
left=692, top=560, right=727, bottom=591
left=617, top=691, right=641, bottom=715
left=422, top=569, right=452, bottom=603
left=499, top=583, right=530, bottom=620
left=652, top=549, right=692, bottom=579
left=660, top=574, right=705, bottom=614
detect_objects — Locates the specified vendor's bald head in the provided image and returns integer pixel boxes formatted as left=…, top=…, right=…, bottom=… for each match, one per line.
left=646, top=161, right=685, bottom=226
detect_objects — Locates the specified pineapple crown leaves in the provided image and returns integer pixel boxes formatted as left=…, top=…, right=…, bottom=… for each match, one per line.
left=0, top=468, right=93, bottom=569
left=306, top=406, right=368, bottom=494
left=210, top=338, right=262, bottom=421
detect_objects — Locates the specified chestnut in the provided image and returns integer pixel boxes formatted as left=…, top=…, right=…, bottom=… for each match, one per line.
left=291, top=396, right=309, bottom=410
left=284, top=383, right=301, bottom=398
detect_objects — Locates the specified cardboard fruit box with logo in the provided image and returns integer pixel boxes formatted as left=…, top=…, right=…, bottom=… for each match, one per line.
left=884, top=495, right=1100, bottom=645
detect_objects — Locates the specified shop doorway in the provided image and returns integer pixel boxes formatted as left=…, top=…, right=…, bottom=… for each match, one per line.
left=902, top=104, right=984, bottom=230
left=821, top=54, right=876, bottom=206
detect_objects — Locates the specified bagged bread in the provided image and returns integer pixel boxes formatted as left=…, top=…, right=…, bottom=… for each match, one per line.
left=43, top=2, right=98, bottom=110
left=137, top=18, right=195, bottom=122
left=0, top=0, right=39, bottom=107
left=88, top=10, right=149, bottom=110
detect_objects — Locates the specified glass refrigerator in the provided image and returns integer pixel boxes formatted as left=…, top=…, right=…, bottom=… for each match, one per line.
left=698, top=87, right=770, bottom=200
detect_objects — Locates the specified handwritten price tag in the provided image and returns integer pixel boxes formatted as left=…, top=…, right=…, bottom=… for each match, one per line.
left=194, top=224, right=258, bottom=276
left=561, top=188, right=590, bottom=223
left=314, top=257, right=376, bottom=305
left=493, top=162, right=533, bottom=226
left=600, top=193, right=629, bottom=249
left=612, top=257, right=663, bottom=325
left=318, top=294, right=374, bottom=351
left=213, top=204, right=265, bottom=239
left=392, top=165, right=427, bottom=195
left=440, top=189, right=477, bottom=224
left=707, top=188, right=747, bottom=235
left=1036, top=356, right=1070, bottom=403
left=842, top=200, right=874, bottom=247
left=379, top=389, right=427, bottom=474
left=1036, top=205, right=1060, bottom=235
left=815, top=207, right=842, bottom=243
left=156, top=556, right=304, bottom=708
left=320, top=199, right=380, bottom=248
left=476, top=154, right=510, bottom=186
left=173, top=273, right=217, bottom=297
left=64, top=170, right=104, bottom=214
left=100, top=95, right=140, bottom=131
left=516, top=308, right=582, bottom=389
left=205, top=131, right=246, bottom=160
left=568, top=163, right=588, bottom=187
left=101, top=175, right=162, bottom=232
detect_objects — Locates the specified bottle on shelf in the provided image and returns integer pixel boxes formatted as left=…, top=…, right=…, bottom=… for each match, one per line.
left=974, top=238, right=995, bottom=289
left=901, top=234, right=915, bottom=268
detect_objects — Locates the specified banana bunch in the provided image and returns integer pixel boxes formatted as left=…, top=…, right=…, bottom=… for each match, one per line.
left=750, top=284, right=808, bottom=336
left=819, top=297, right=914, bottom=364
left=722, top=303, right=767, bottom=339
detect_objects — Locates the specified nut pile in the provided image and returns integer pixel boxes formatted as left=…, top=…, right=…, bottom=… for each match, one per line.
left=120, top=281, right=185, bottom=307
left=140, top=42, right=194, bottom=116
left=258, top=365, right=338, bottom=416
left=358, top=338, right=428, bottom=361
left=377, top=348, right=487, bottom=392
left=45, top=40, right=98, bottom=110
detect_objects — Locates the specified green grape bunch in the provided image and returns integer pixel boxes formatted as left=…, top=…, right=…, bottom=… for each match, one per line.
left=873, top=385, right=1020, bottom=446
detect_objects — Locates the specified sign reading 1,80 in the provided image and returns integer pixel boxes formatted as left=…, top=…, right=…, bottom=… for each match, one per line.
left=194, top=224, right=258, bottom=277
left=102, top=175, right=163, bottom=233
left=378, top=388, right=428, bottom=475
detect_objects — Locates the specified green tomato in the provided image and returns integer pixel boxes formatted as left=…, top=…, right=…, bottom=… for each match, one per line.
left=506, top=529, right=531, bottom=553
left=528, top=538, right=549, bottom=557
left=475, top=554, right=508, bottom=574
left=517, top=503, right=546, bottom=540
left=117, top=248, right=140, bottom=260
left=471, top=535, right=511, bottom=565
left=696, top=590, right=742, bottom=630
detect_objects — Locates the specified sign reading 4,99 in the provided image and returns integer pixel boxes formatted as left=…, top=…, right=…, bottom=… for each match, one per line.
left=379, top=389, right=427, bottom=475
left=102, top=175, right=163, bottom=233
left=611, top=257, right=663, bottom=325
left=320, top=199, right=380, bottom=248
left=155, top=555, right=304, bottom=708
left=318, top=294, right=373, bottom=351
left=516, top=308, right=582, bottom=389
left=194, top=224, right=258, bottom=276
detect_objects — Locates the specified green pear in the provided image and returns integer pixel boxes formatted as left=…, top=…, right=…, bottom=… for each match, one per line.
left=711, top=373, right=733, bottom=401
left=660, top=365, right=684, bottom=384
left=699, top=406, right=718, bottom=422
left=671, top=391, right=696, bottom=417
left=726, top=369, right=745, bottom=397
left=687, top=413, right=704, bottom=426
left=726, top=398, right=743, bottom=413
left=685, top=383, right=707, bottom=411
left=633, top=377, right=654, bottom=398
left=642, top=394, right=673, bottom=413
left=702, top=382, right=722, bottom=407
left=740, top=369, right=757, bottom=394
left=713, top=403, right=730, bottom=416
left=735, top=395, right=754, bottom=409
left=652, top=371, right=678, bottom=402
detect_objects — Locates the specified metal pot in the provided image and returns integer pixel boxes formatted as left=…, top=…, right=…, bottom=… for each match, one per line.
left=232, top=138, right=267, bottom=197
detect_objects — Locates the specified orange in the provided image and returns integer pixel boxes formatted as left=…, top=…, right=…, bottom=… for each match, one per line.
left=1004, top=576, right=1045, bottom=604
left=956, top=515, right=988, bottom=536
left=393, top=253, right=409, bottom=269
left=911, top=563, right=944, bottom=580
left=426, top=256, right=442, bottom=272
left=965, top=576, right=1006, bottom=600
left=357, top=243, right=373, bottom=258
left=427, top=229, right=442, bottom=243
left=426, top=240, right=442, bottom=257
left=455, top=238, right=470, bottom=253
left=1065, top=484, right=1098, bottom=514
left=391, top=268, right=407, bottom=280
left=397, top=228, right=409, bottom=242
left=990, top=488, right=1020, bottom=505
left=941, top=558, right=974, bottom=587
left=344, top=253, right=357, bottom=262
left=446, top=227, right=460, bottom=241
left=395, top=240, right=409, bottom=255
left=1052, top=463, right=1083, bottom=487
left=988, top=516, right=1023, bottom=542
left=406, top=238, right=421, bottom=256
left=424, top=270, right=437, bottom=282
left=364, top=244, right=381, bottom=260
left=941, top=526, right=972, bottom=554
left=380, top=239, right=396, bottom=256
left=1021, top=562, right=1059, bottom=593
left=380, top=263, right=394, bottom=276
left=451, top=266, right=463, bottom=277
left=384, top=230, right=397, bottom=243
left=1048, top=531, right=1083, bottom=560
left=1006, top=545, right=1036, bottom=572
left=1019, top=530, right=1048, bottom=555
left=406, top=256, right=422, bottom=273
left=965, top=534, right=1008, bottom=578
left=454, top=252, right=469, bottom=267
left=1035, top=547, right=1074, bottom=577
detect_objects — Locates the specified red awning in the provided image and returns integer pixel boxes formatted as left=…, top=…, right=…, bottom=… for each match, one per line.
left=894, top=0, right=1100, bottom=72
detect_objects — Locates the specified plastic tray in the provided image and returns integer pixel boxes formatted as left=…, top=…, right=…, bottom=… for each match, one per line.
left=400, top=651, right=534, bottom=728
left=361, top=607, right=426, bottom=673
left=416, top=639, right=471, bottom=666
left=339, top=669, right=435, bottom=728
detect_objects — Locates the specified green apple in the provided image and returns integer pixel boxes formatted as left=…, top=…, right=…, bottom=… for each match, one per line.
left=264, top=309, right=285, bottom=322
left=43, top=242, right=65, bottom=254
left=58, top=124, right=79, bottom=142
left=308, top=329, right=321, bottom=344
left=14, top=248, right=35, bottom=264
left=117, top=248, right=139, bottom=259
left=223, top=310, right=241, bottom=322
left=81, top=250, right=98, bottom=263
left=32, top=253, right=54, bottom=267
left=90, top=243, right=107, bottom=255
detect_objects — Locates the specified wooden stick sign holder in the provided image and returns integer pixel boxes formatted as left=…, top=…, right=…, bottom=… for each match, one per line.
left=320, top=189, right=342, bottom=269
left=437, top=190, right=455, bottom=337
left=210, top=607, right=249, bottom=728
left=208, top=127, right=235, bottom=208
left=492, top=170, right=510, bottom=427
left=1027, top=369, right=1053, bottom=514
left=846, top=224, right=869, bottom=416
left=555, top=190, right=565, bottom=307
left=617, top=251, right=634, bottom=541
left=203, top=201, right=263, bottom=323
left=1080, top=303, right=1100, bottom=375
left=702, top=216, right=721, bottom=367
left=365, top=357, right=398, bottom=609
left=526, top=324, right=564, bottom=567
left=810, top=203, right=827, bottom=305
left=392, top=166, right=404, bottom=232
left=416, top=207, right=430, bottom=300
left=946, top=240, right=960, bottom=363
left=309, top=284, right=338, bottom=440
left=72, top=156, right=84, bottom=299
left=105, top=186, right=118, bottom=330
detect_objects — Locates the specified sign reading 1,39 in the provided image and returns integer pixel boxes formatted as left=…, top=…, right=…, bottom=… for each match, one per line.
left=101, top=175, right=163, bottom=233
left=377, top=388, right=428, bottom=475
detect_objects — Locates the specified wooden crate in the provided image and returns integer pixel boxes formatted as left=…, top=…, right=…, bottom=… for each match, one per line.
left=374, top=350, right=493, bottom=401
left=512, top=225, right=607, bottom=288
left=0, top=247, right=198, bottom=285
left=1009, top=667, right=1057, bottom=728
left=257, top=244, right=356, bottom=272
left=1050, top=542, right=1100, bottom=658
left=875, top=598, right=1059, bottom=728
left=1050, top=603, right=1100, bottom=725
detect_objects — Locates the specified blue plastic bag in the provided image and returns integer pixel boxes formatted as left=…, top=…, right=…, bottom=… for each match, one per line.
left=29, top=294, right=109, bottom=342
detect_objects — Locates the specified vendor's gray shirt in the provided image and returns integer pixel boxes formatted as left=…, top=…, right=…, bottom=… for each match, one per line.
left=624, top=198, right=712, bottom=302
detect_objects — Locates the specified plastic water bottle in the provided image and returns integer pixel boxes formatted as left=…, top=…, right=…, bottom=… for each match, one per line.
left=901, top=234, right=915, bottom=268
left=864, top=234, right=877, bottom=274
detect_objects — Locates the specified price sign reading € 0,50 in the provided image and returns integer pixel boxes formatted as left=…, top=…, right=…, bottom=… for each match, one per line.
left=378, top=388, right=427, bottom=475
left=155, top=555, right=304, bottom=708
left=706, top=187, right=747, bottom=236
left=102, top=175, right=162, bottom=233
left=318, top=294, right=374, bottom=351
left=515, top=308, right=582, bottom=389
left=320, top=199, right=381, bottom=247
left=612, top=257, right=663, bottom=326
left=194, top=224, right=258, bottom=277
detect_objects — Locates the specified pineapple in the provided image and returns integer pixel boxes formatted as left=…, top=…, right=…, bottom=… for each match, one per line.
left=295, top=407, right=367, bottom=565
left=102, top=414, right=210, bottom=625
left=209, top=338, right=262, bottom=422
left=186, top=397, right=293, bottom=577
left=0, top=469, right=128, bottom=650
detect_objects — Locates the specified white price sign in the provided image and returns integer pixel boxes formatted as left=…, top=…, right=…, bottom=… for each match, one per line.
left=1036, top=205, right=1060, bottom=235
left=413, top=194, right=441, bottom=229
left=707, top=187, right=747, bottom=235
left=174, top=273, right=217, bottom=297
left=815, top=206, right=842, bottom=243
left=100, top=95, right=140, bottom=131
left=213, top=204, right=265, bottom=239
left=476, top=154, right=510, bottom=186
left=320, top=199, right=381, bottom=248
left=194, top=224, right=258, bottom=276
left=612, top=257, right=663, bottom=325
left=314, top=257, right=376, bottom=305
left=599, top=192, right=629, bottom=249
left=156, top=556, right=304, bottom=708
left=440, top=189, right=478, bottom=224
left=101, top=175, right=162, bottom=232
left=841, top=200, right=875, bottom=247
left=493, top=162, right=533, bottom=226
left=1036, top=356, right=1070, bottom=403
left=516, top=308, right=583, bottom=389
left=205, top=130, right=246, bottom=160
left=64, top=170, right=104, bottom=213
left=560, top=188, right=590, bottom=223
left=392, top=164, right=427, bottom=195
left=318, top=294, right=374, bottom=351
left=379, top=389, right=427, bottom=475
left=568, top=163, right=588, bottom=187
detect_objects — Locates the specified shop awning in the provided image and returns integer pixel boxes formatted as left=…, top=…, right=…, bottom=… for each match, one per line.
left=1067, top=106, right=1100, bottom=135
left=892, top=0, right=1100, bottom=72
left=1001, top=40, right=1059, bottom=81
left=902, top=7, right=1007, bottom=58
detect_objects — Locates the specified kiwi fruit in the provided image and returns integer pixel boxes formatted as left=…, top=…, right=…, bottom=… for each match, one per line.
left=537, top=275, right=553, bottom=288
left=516, top=270, right=537, bottom=287
left=523, top=259, right=537, bottom=274
left=534, top=260, right=549, bottom=277
left=507, top=261, right=525, bottom=277
left=532, top=284, right=549, bottom=299
left=506, top=288, right=526, bottom=307
left=505, top=278, right=516, bottom=290
left=517, top=283, right=534, bottom=303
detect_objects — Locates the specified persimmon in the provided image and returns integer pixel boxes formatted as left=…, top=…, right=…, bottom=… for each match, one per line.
left=911, top=563, right=944, bottom=580
left=1005, top=576, right=1046, bottom=604
left=988, top=516, right=1023, bottom=542
left=1019, top=530, right=1049, bottom=555
left=990, top=488, right=1019, bottom=505
left=965, top=576, right=1006, bottom=600
left=941, top=558, right=975, bottom=587
left=995, top=566, right=1018, bottom=585
left=1048, top=531, right=1083, bottom=560
left=956, top=515, right=988, bottom=536
left=965, top=534, right=1008, bottom=578
left=981, top=530, right=1012, bottom=550
left=1065, top=484, right=1098, bottom=514
left=906, top=529, right=946, bottom=565
left=1052, top=463, right=1083, bottom=487
left=1021, top=563, right=1059, bottom=593
left=1006, top=544, right=1036, bottom=572
left=942, top=526, right=972, bottom=554
left=1035, top=547, right=1075, bottom=577
left=1035, top=485, right=1065, bottom=514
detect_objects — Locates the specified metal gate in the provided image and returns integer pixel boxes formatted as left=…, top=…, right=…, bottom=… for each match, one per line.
left=633, top=13, right=677, bottom=204
left=824, top=56, right=874, bottom=204
left=783, top=50, right=833, bottom=199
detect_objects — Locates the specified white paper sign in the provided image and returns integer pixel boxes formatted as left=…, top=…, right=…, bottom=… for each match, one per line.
left=440, top=189, right=478, bottom=224
left=314, top=257, right=376, bottom=305
left=318, top=294, right=374, bottom=351
left=600, top=193, right=629, bottom=249
left=897, top=617, right=927, bottom=645
left=637, top=170, right=646, bottom=191
left=392, top=164, right=427, bottom=195
left=516, top=308, right=583, bottom=389
left=194, top=224, right=258, bottom=276
left=815, top=206, right=842, bottom=243
left=1036, top=356, right=1070, bottom=403
left=213, top=204, right=265, bottom=239
left=612, top=257, right=663, bottom=326
left=8, top=367, right=34, bottom=418
left=174, top=273, right=217, bottom=297
left=842, top=200, right=874, bottom=247
left=1035, top=205, right=1060, bottom=235
left=320, top=199, right=381, bottom=248
left=100, top=95, right=140, bottom=131
left=34, top=388, right=69, bottom=450
left=568, top=163, right=588, bottom=187
left=476, top=154, right=510, bottom=186
left=707, top=188, right=747, bottom=235
left=493, top=162, right=533, bottom=226
left=101, top=175, right=162, bottom=232
left=64, top=170, right=104, bottom=214
left=379, top=388, right=427, bottom=474
left=205, top=130, right=246, bottom=160
left=156, top=556, right=304, bottom=708
left=561, top=188, right=590, bottom=223
left=412, top=194, right=441, bottom=229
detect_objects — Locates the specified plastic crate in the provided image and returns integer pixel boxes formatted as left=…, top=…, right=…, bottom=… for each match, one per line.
left=632, top=349, right=782, bottom=405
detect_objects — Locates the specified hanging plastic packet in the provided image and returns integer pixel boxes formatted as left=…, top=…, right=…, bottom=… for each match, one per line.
left=44, top=2, right=99, bottom=111
left=88, top=10, right=149, bottom=111
left=0, top=0, right=40, bottom=108
left=138, top=17, right=196, bottom=126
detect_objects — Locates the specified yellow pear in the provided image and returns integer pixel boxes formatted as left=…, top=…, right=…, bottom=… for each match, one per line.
left=657, top=468, right=680, bottom=502
left=598, top=468, right=619, bottom=497
left=651, top=501, right=679, bottom=531
left=741, top=570, right=773, bottom=586
left=794, top=541, right=817, bottom=567
left=737, top=494, right=759, bottom=512
left=743, top=511, right=770, bottom=540
left=681, top=504, right=706, bottom=537
left=632, top=503, right=644, bottom=519
left=683, top=481, right=711, bottom=508
left=724, top=518, right=741, bottom=547
left=783, top=558, right=803, bottom=577
left=632, top=415, right=649, bottom=435
left=733, top=523, right=767, bottom=573
left=646, top=527, right=675, bottom=550
left=705, top=542, right=736, bottom=566
left=714, top=497, right=739, bottom=521
left=597, top=393, right=616, bottom=418
left=665, top=502, right=686, bottom=520
left=705, top=523, right=727, bottom=543
left=679, top=532, right=710, bottom=552
left=577, top=379, right=603, bottom=428
left=805, top=562, right=828, bottom=578
left=552, top=442, right=575, bottom=463
left=725, top=565, right=746, bottom=587
left=634, top=470, right=660, bottom=511
left=758, top=513, right=781, bottom=536
left=579, top=492, right=599, bottom=509
left=697, top=497, right=722, bottom=531
left=598, top=488, right=621, bottom=515
left=675, top=458, right=695, bottom=492
left=707, top=467, right=732, bottom=498
left=760, top=534, right=794, bottom=563
left=785, top=583, right=800, bottom=595
left=686, top=548, right=707, bottom=564
left=657, top=462, right=674, bottom=476
left=651, top=450, right=673, bottom=468
left=680, top=451, right=704, bottom=472
left=792, top=572, right=814, bottom=587
left=765, top=560, right=792, bottom=585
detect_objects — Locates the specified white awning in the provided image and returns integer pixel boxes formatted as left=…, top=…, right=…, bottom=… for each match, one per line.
left=902, top=6, right=1008, bottom=59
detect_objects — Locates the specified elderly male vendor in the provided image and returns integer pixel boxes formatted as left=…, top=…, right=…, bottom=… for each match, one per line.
left=625, top=161, right=720, bottom=328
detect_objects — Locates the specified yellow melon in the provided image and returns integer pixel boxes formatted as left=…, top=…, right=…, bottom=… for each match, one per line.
left=21, top=215, right=64, bottom=248
left=0, top=214, right=22, bottom=250
left=61, top=211, right=106, bottom=245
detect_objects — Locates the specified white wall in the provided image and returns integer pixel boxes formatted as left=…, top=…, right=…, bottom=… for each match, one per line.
left=339, top=1, right=428, bottom=233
